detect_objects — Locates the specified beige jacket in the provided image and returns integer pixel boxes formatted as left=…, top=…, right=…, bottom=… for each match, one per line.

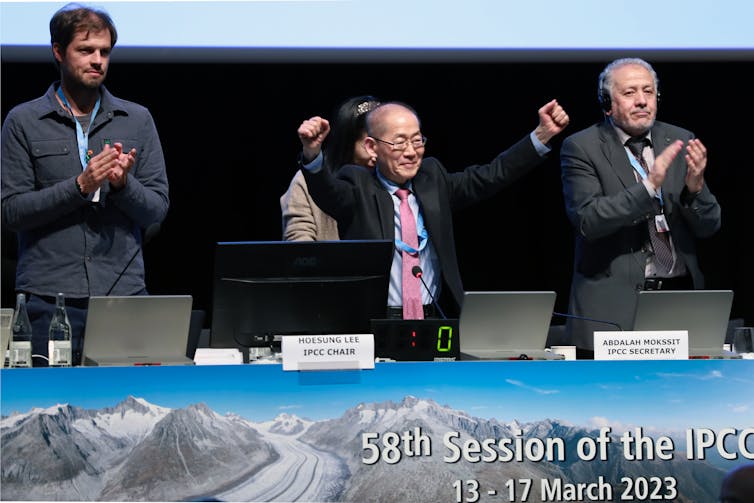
left=280, top=169, right=339, bottom=241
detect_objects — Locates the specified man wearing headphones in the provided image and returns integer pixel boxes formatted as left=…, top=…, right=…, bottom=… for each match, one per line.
left=559, top=58, right=721, bottom=358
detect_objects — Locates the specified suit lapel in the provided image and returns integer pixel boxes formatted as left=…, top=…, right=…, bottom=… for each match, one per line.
left=650, top=125, right=674, bottom=152
left=409, top=167, right=439, bottom=239
left=598, top=122, right=637, bottom=189
left=370, top=173, right=395, bottom=239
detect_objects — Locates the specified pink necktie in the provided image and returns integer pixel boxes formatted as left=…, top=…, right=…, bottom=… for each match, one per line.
left=396, top=188, right=424, bottom=320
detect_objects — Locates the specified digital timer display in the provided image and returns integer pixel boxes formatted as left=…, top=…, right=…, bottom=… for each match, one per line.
left=371, top=319, right=461, bottom=361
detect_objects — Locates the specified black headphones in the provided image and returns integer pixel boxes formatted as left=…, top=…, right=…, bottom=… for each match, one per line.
left=598, top=76, right=612, bottom=112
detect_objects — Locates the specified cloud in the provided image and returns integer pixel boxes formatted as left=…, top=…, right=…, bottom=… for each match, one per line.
left=278, top=404, right=303, bottom=411
left=505, top=378, right=559, bottom=395
left=656, top=370, right=723, bottom=380
left=586, top=416, right=665, bottom=434
left=730, top=403, right=750, bottom=414
left=598, top=384, right=624, bottom=391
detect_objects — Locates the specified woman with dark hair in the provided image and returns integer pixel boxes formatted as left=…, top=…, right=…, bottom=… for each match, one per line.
left=281, top=95, right=380, bottom=241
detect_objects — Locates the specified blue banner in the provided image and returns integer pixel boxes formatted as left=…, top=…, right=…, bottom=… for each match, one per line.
left=2, top=360, right=752, bottom=501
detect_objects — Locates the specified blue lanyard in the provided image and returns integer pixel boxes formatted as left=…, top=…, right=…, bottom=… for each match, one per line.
left=396, top=207, right=428, bottom=255
left=391, top=186, right=428, bottom=254
left=625, top=147, right=664, bottom=206
left=57, top=86, right=101, bottom=171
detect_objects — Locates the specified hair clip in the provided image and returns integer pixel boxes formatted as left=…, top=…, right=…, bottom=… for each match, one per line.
left=355, top=100, right=379, bottom=117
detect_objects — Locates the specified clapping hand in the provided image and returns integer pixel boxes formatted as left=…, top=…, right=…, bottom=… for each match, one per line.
left=107, top=142, right=136, bottom=190
left=684, top=138, right=707, bottom=194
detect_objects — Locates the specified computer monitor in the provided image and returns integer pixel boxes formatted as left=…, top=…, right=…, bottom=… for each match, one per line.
left=209, top=240, right=393, bottom=349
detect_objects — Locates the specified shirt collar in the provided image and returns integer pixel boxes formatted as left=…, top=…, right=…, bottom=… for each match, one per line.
left=611, top=122, right=652, bottom=147
left=376, top=165, right=414, bottom=195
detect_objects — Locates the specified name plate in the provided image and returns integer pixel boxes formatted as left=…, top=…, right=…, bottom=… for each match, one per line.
left=193, top=348, right=244, bottom=365
left=282, top=334, right=375, bottom=371
left=594, top=331, right=688, bottom=360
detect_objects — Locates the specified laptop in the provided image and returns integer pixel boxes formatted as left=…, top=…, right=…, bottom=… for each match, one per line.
left=459, top=291, right=561, bottom=360
left=82, top=295, right=195, bottom=366
left=632, top=290, right=735, bottom=358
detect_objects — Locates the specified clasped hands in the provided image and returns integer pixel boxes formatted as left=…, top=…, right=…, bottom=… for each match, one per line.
left=77, top=142, right=136, bottom=195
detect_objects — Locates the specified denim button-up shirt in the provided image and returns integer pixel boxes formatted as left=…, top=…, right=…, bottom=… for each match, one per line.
left=1, top=83, right=169, bottom=298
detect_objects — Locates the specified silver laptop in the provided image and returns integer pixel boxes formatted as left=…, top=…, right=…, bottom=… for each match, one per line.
left=632, top=290, right=735, bottom=358
left=83, top=295, right=195, bottom=366
left=459, top=291, right=561, bottom=360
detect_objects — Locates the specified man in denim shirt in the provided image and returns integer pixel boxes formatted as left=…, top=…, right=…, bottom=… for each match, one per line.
left=1, top=3, right=169, bottom=366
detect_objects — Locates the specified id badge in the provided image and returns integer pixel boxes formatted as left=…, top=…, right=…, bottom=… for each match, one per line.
left=655, top=214, right=670, bottom=233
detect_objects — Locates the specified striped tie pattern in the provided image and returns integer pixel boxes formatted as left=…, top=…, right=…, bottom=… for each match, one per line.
left=626, top=137, right=674, bottom=275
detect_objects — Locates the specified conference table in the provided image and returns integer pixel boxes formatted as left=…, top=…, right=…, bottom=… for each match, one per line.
left=1, top=359, right=752, bottom=502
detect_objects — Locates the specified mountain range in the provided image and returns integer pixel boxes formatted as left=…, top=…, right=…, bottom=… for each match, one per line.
left=1, top=395, right=725, bottom=501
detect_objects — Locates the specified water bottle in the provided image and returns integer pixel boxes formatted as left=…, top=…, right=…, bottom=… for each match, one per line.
left=10, top=293, right=33, bottom=368
left=48, top=293, right=72, bottom=367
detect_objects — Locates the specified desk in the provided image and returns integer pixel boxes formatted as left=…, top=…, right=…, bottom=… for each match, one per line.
left=2, top=360, right=752, bottom=502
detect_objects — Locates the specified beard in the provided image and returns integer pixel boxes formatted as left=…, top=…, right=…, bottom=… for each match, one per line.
left=612, top=115, right=655, bottom=137
left=80, top=71, right=106, bottom=89
left=62, top=64, right=106, bottom=92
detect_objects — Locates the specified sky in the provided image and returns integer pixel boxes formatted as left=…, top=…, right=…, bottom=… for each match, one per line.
left=2, top=360, right=752, bottom=435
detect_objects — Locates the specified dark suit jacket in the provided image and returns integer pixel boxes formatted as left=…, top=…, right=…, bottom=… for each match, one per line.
left=560, top=120, right=721, bottom=350
left=303, top=135, right=545, bottom=317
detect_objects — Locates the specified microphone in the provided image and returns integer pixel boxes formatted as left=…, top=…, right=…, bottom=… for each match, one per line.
left=552, top=311, right=623, bottom=331
left=106, top=223, right=161, bottom=296
left=411, top=265, right=448, bottom=320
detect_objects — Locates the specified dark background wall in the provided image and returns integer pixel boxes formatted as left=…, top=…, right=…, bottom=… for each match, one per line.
left=2, top=58, right=752, bottom=327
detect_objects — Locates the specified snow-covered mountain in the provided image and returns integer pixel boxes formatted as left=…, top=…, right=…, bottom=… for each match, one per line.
left=1, top=396, right=275, bottom=501
left=1, top=395, right=726, bottom=502
left=301, top=395, right=725, bottom=502
left=256, top=412, right=313, bottom=436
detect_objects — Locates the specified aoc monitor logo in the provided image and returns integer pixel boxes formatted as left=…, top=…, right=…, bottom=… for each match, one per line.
left=292, top=256, right=318, bottom=270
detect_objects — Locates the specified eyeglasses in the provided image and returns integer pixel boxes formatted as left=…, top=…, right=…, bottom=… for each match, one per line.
left=372, top=136, right=427, bottom=151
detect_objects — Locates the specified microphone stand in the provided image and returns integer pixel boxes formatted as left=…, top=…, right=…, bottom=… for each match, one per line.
left=411, top=266, right=448, bottom=320
left=106, top=223, right=161, bottom=296
left=552, top=311, right=623, bottom=331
